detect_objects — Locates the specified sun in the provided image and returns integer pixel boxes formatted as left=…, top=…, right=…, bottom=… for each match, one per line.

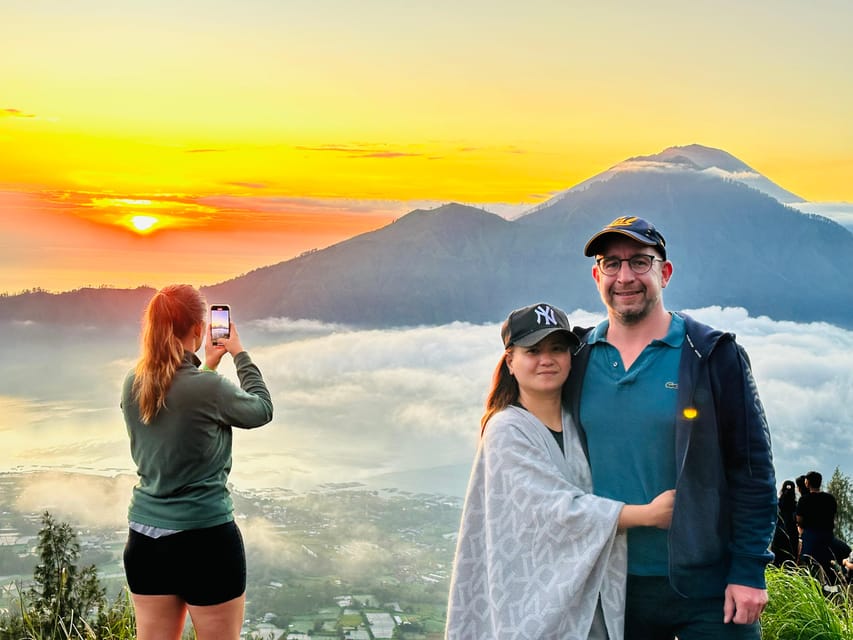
left=130, top=215, right=159, bottom=233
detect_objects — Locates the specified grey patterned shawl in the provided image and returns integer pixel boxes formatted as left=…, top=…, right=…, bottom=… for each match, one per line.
left=446, top=405, right=627, bottom=640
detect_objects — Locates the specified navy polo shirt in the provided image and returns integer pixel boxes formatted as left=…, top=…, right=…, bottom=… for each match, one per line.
left=580, top=313, right=684, bottom=575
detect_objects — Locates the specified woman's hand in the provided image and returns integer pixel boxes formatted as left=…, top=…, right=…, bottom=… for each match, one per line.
left=203, top=324, right=227, bottom=371
left=217, top=322, right=245, bottom=358
left=617, top=489, right=675, bottom=530
left=646, top=489, right=676, bottom=529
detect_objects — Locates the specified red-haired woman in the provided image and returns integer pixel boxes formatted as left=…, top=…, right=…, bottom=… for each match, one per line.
left=121, top=284, right=273, bottom=640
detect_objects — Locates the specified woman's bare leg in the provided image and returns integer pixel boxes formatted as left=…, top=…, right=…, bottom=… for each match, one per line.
left=187, top=592, right=246, bottom=640
left=131, top=594, right=187, bottom=640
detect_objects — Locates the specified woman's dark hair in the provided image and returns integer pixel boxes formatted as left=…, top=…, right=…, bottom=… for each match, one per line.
left=795, top=475, right=808, bottom=497
left=480, top=351, right=519, bottom=436
left=132, top=284, right=206, bottom=423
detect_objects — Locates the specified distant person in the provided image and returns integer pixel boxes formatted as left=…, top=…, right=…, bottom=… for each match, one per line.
left=796, top=470, right=838, bottom=579
left=795, top=474, right=808, bottom=500
left=793, top=474, right=808, bottom=559
left=447, top=302, right=674, bottom=640
left=567, top=216, right=777, bottom=639
left=121, top=284, right=273, bottom=640
left=771, top=480, right=799, bottom=566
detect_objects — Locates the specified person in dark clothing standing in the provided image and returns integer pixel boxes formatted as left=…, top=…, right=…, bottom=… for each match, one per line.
left=796, top=470, right=838, bottom=578
left=795, top=475, right=808, bottom=501
left=771, top=480, right=799, bottom=565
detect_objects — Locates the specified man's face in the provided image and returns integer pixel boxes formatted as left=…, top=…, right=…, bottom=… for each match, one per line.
left=592, top=236, right=672, bottom=324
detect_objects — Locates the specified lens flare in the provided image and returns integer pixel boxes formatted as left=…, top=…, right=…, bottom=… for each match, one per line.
left=683, top=407, right=699, bottom=420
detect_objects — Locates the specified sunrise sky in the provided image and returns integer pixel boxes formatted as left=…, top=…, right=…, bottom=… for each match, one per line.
left=3, top=0, right=852, bottom=294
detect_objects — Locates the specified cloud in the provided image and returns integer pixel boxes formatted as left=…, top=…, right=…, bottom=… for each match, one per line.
left=1, top=108, right=36, bottom=118
left=788, top=201, right=853, bottom=232
left=355, top=151, right=420, bottom=159
left=294, top=144, right=425, bottom=159
left=701, top=167, right=762, bottom=181
left=2, top=308, right=852, bottom=501
left=16, top=472, right=136, bottom=528
left=195, top=194, right=443, bottom=219
left=225, top=181, right=268, bottom=190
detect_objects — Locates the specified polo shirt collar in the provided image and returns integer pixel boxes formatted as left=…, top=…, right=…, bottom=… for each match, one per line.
left=587, top=312, right=685, bottom=347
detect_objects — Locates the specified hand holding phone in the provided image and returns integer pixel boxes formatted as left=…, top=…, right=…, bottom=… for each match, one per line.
left=210, top=304, right=231, bottom=346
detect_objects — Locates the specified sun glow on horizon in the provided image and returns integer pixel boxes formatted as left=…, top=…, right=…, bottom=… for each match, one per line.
left=130, top=215, right=159, bottom=233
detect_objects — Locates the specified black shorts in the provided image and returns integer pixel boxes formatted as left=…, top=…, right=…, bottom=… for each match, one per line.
left=123, top=521, right=246, bottom=606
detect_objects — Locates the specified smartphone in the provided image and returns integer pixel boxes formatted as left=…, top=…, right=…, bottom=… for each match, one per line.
left=210, top=304, right=231, bottom=346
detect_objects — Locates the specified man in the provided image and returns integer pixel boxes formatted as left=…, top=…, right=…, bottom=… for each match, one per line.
left=567, top=216, right=777, bottom=639
left=796, top=470, right=838, bottom=577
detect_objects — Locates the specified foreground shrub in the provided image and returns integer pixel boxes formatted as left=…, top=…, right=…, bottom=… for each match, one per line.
left=763, top=563, right=853, bottom=639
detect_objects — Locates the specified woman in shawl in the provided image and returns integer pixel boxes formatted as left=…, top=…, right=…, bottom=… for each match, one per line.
left=446, top=303, right=674, bottom=640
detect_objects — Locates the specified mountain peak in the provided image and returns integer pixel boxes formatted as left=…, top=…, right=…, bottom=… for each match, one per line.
left=632, top=144, right=751, bottom=173
left=391, top=202, right=509, bottom=230
left=539, top=143, right=804, bottom=207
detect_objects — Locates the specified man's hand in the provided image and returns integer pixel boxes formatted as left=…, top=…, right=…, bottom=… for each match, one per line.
left=723, top=584, right=767, bottom=624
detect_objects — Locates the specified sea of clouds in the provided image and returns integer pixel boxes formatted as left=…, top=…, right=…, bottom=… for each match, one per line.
left=2, top=306, right=852, bottom=529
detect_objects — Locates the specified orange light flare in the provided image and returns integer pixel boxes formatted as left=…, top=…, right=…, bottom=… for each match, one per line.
left=85, top=197, right=217, bottom=235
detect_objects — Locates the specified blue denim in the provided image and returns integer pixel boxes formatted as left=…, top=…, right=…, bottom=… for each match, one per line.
left=625, top=575, right=761, bottom=640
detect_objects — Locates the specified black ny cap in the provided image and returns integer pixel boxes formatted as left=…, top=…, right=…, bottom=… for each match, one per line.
left=500, top=303, right=579, bottom=349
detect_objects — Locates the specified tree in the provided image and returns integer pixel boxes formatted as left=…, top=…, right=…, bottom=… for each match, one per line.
left=827, top=466, right=853, bottom=544
left=27, top=511, right=106, bottom=636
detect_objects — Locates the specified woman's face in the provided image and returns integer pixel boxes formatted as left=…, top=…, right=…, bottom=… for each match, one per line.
left=506, top=332, right=572, bottom=398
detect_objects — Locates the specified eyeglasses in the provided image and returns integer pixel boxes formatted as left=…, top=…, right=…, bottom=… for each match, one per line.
left=596, top=254, right=662, bottom=276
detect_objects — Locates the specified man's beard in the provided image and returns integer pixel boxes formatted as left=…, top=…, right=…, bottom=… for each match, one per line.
left=614, top=306, right=650, bottom=325
left=608, top=287, right=657, bottom=325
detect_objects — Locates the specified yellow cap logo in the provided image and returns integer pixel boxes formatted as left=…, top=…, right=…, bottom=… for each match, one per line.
left=608, top=216, right=639, bottom=228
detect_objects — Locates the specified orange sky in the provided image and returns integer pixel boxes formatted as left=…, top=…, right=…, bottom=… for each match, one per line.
left=2, top=2, right=852, bottom=293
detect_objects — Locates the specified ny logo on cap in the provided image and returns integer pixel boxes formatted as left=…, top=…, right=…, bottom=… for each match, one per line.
left=534, top=305, right=558, bottom=326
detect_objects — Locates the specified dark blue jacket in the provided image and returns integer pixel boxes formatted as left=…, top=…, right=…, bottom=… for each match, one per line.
left=567, top=312, right=777, bottom=597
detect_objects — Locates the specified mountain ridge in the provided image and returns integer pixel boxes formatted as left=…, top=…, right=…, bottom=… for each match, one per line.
left=2, top=144, right=851, bottom=329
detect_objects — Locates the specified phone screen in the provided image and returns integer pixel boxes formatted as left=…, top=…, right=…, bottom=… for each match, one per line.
left=210, top=305, right=230, bottom=345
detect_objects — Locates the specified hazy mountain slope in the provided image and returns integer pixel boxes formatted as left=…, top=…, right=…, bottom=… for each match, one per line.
left=520, top=169, right=853, bottom=324
left=0, top=286, right=155, bottom=326
left=202, top=204, right=524, bottom=326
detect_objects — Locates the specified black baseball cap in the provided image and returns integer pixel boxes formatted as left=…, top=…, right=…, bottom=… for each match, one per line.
left=501, top=303, right=580, bottom=349
left=583, top=216, right=667, bottom=260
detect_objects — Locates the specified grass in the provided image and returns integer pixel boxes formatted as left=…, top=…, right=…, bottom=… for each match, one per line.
left=0, top=586, right=199, bottom=640
left=763, top=563, right=853, bottom=639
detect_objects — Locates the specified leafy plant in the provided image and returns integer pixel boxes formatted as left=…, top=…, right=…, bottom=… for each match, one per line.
left=763, top=563, right=853, bottom=639
left=0, top=511, right=139, bottom=639
left=827, top=467, right=853, bottom=544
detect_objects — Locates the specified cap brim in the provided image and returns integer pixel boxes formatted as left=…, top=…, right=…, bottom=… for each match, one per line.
left=513, top=328, right=580, bottom=349
left=583, top=229, right=660, bottom=256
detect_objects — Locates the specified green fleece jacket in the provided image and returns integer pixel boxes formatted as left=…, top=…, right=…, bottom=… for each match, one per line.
left=121, top=350, right=273, bottom=530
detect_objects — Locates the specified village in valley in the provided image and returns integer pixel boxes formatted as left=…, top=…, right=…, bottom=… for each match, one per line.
left=0, top=472, right=462, bottom=639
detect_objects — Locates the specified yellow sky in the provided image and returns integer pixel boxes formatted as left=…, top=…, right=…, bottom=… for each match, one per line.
left=2, top=1, right=852, bottom=292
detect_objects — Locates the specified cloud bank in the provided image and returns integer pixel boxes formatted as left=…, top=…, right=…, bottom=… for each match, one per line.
left=3, top=307, right=852, bottom=524
left=789, top=201, right=853, bottom=232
